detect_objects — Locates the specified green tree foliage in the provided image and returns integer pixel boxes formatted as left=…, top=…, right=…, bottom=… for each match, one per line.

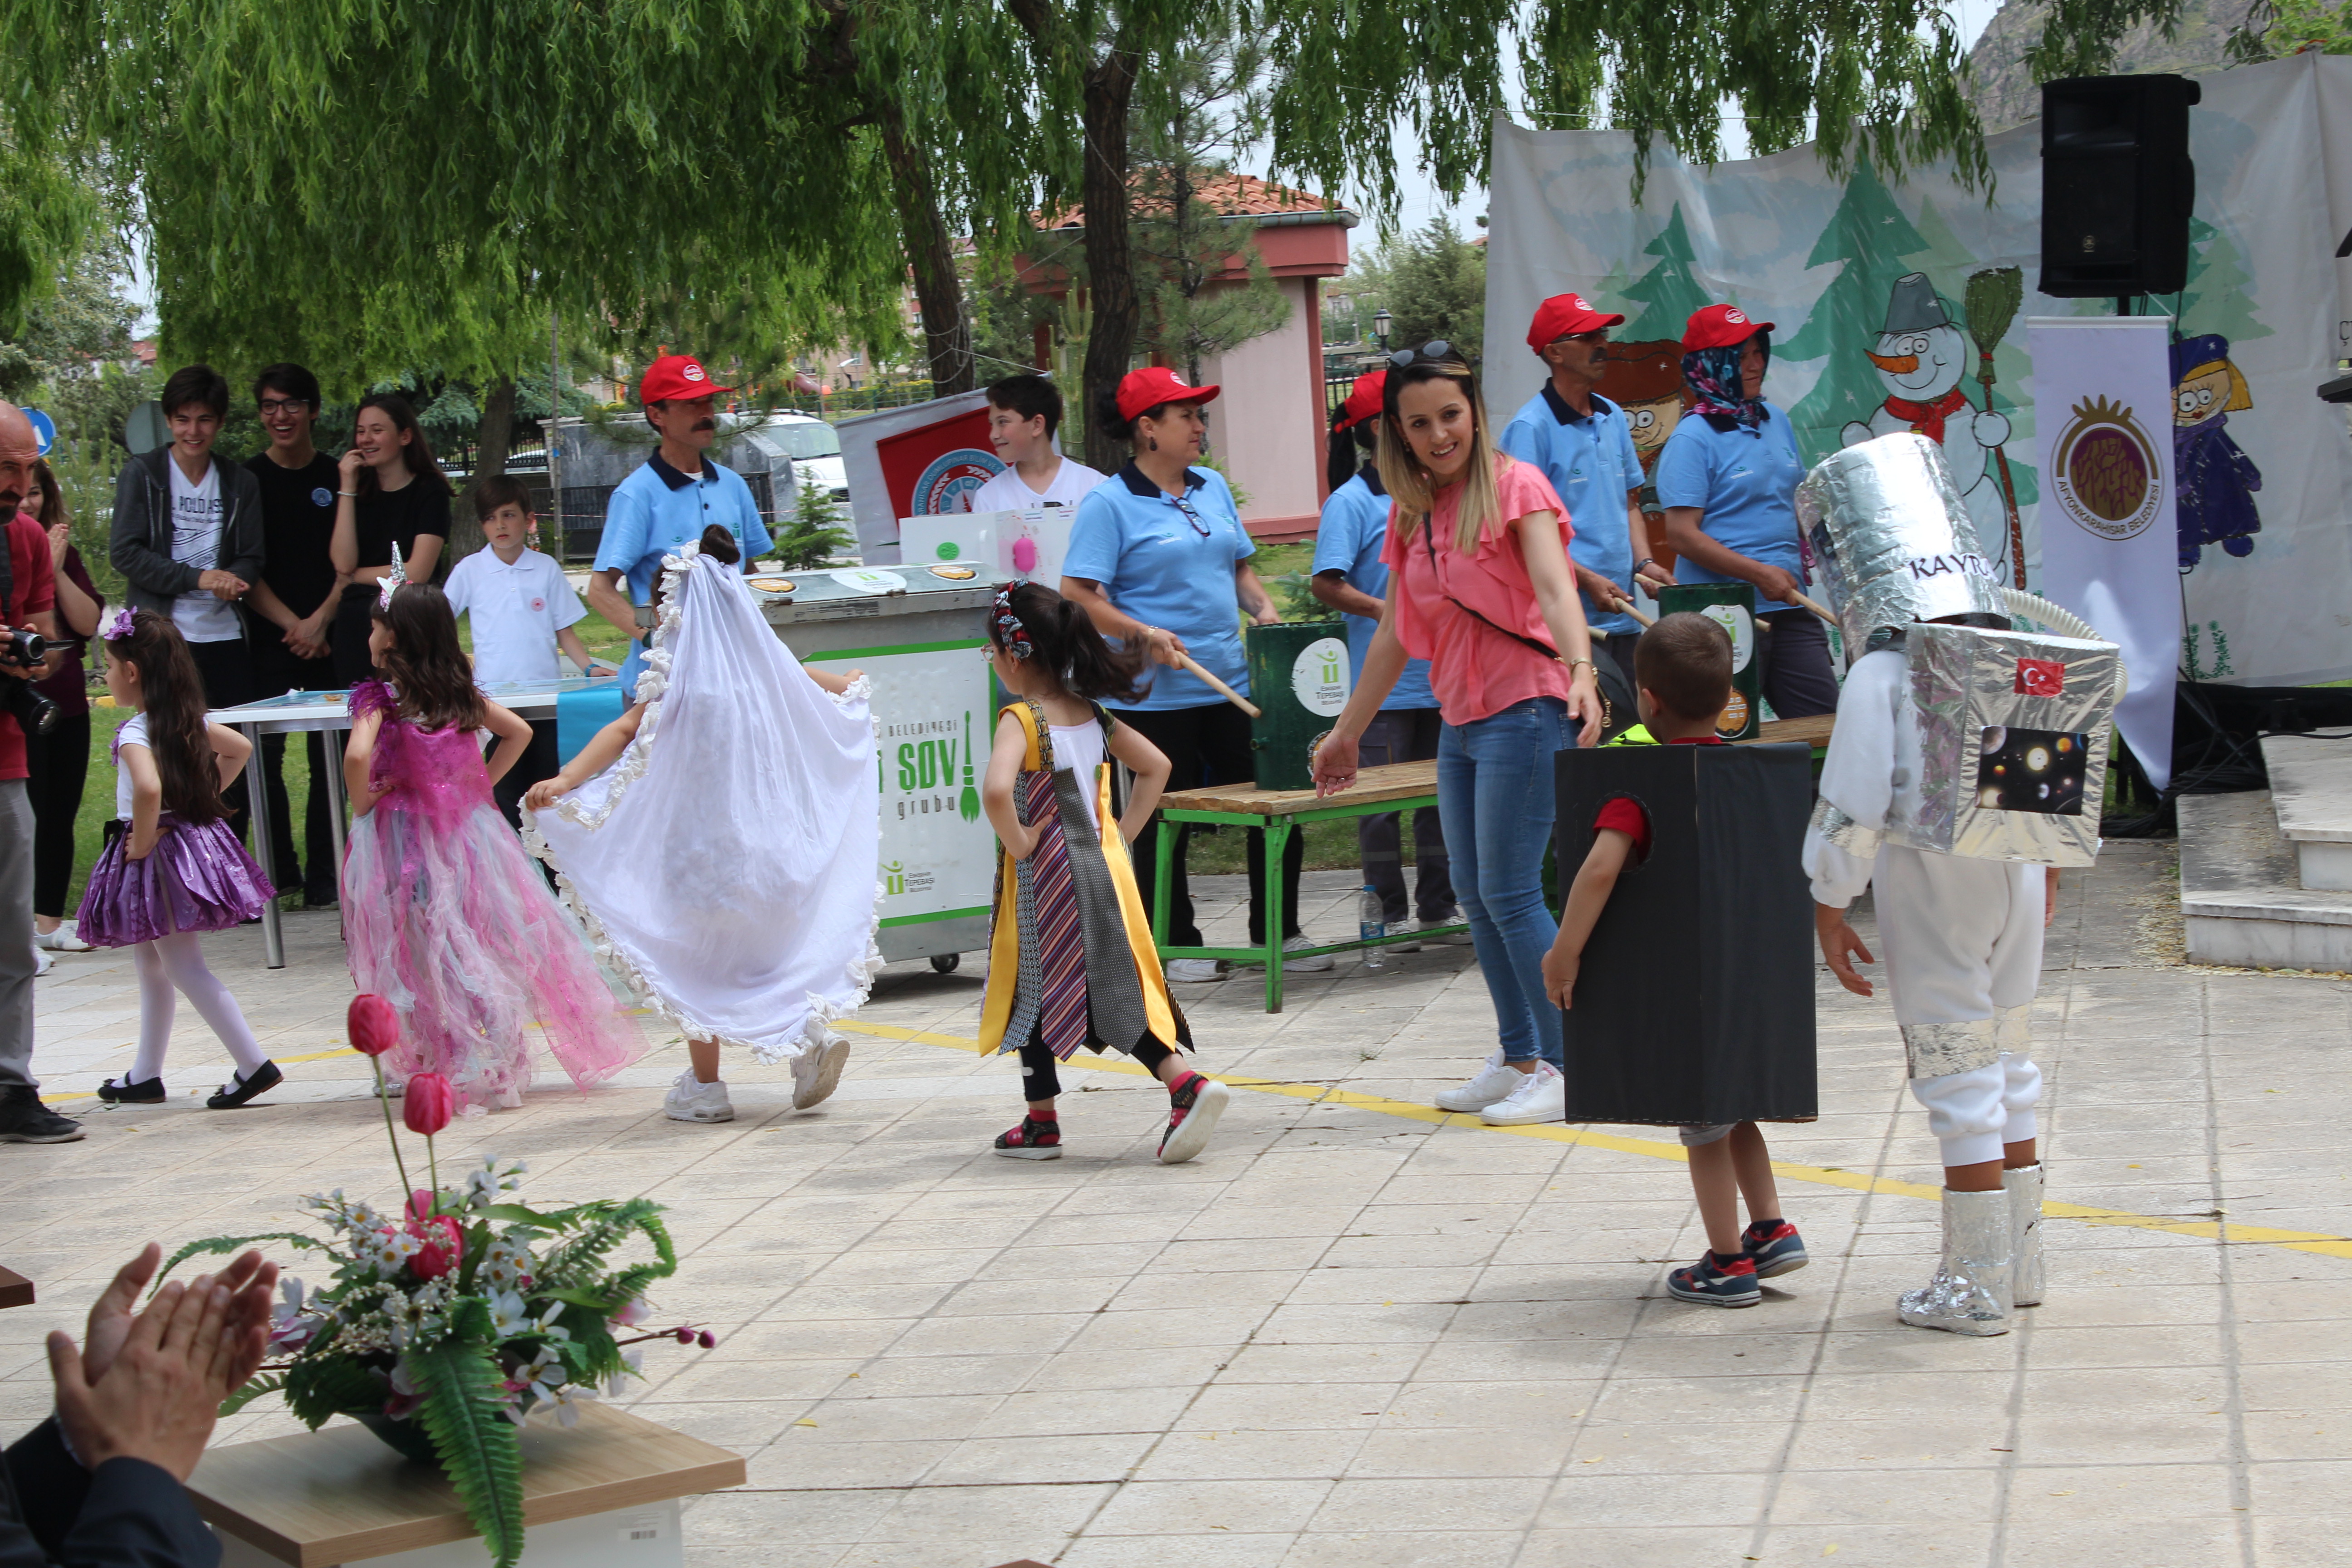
left=770, top=466, right=859, bottom=568
left=1780, top=160, right=1932, bottom=462
left=1617, top=205, right=1713, bottom=340
left=1371, top=217, right=1487, bottom=364
left=0, top=233, right=138, bottom=400
left=1130, top=23, right=1292, bottom=385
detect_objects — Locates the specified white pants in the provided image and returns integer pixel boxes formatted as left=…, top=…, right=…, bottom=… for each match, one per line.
left=1876, top=846, right=2047, bottom=1166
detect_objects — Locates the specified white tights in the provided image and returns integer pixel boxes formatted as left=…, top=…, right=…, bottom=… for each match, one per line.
left=131, top=933, right=267, bottom=1084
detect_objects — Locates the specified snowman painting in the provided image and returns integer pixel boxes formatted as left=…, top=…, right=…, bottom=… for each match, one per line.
left=1839, top=272, right=2015, bottom=574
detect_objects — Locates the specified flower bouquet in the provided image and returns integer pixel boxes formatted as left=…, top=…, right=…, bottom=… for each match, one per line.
left=163, top=997, right=708, bottom=1568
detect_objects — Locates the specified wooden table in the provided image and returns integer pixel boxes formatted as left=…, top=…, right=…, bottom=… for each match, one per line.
left=188, top=1402, right=744, bottom=1567
left=1152, top=715, right=1835, bottom=1014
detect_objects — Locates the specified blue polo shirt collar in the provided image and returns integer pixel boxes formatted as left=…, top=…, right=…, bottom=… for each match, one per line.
left=1117, top=462, right=1210, bottom=498
left=646, top=451, right=709, bottom=491
left=1358, top=461, right=1387, bottom=497
left=1540, top=383, right=1620, bottom=427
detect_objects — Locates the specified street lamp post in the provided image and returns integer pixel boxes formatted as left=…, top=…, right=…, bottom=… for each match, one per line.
left=1372, top=307, right=1392, bottom=353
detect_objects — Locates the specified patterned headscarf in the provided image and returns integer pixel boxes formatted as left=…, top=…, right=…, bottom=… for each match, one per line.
left=1681, top=332, right=1770, bottom=429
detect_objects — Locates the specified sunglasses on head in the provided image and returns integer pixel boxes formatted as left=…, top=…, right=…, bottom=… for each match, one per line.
left=1387, top=340, right=1455, bottom=370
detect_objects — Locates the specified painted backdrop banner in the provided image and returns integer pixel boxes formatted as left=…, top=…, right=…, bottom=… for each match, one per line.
left=1484, top=51, right=2352, bottom=686
left=2028, top=317, right=2180, bottom=786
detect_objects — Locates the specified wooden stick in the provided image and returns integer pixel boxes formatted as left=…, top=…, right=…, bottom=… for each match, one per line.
left=1789, top=591, right=1841, bottom=628
left=1176, top=652, right=1262, bottom=718
left=1608, top=594, right=1656, bottom=628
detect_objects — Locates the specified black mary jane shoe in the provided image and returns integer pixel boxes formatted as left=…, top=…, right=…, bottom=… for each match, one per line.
left=206, top=1060, right=282, bottom=1111
left=96, top=1075, right=165, bottom=1105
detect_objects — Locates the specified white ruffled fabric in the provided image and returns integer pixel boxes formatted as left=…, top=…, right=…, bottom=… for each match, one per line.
left=525, top=545, right=883, bottom=1063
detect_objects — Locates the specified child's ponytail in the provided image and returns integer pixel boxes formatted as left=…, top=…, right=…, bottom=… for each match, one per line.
left=990, top=581, right=1151, bottom=705
left=102, top=610, right=226, bottom=823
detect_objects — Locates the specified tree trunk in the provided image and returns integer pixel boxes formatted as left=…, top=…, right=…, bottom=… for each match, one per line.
left=879, top=114, right=975, bottom=399
left=447, top=375, right=515, bottom=563
left=1078, top=39, right=1140, bottom=474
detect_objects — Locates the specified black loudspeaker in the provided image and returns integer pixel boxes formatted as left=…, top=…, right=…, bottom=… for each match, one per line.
left=2038, top=74, right=2200, bottom=299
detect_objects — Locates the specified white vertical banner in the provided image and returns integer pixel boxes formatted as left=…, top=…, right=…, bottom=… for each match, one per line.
left=2027, top=317, right=2179, bottom=789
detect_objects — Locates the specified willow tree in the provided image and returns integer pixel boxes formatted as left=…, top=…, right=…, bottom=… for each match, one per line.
left=8, top=0, right=943, bottom=436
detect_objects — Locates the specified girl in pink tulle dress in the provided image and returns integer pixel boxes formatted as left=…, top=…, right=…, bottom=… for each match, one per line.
left=341, top=580, right=645, bottom=1111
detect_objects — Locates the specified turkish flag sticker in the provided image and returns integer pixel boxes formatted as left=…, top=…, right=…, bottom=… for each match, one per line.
left=2015, top=657, right=2065, bottom=696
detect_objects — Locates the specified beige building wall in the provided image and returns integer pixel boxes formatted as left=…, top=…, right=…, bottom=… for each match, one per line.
left=1197, top=275, right=1327, bottom=540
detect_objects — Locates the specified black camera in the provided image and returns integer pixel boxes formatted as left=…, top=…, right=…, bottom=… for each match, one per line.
left=0, top=631, right=59, bottom=737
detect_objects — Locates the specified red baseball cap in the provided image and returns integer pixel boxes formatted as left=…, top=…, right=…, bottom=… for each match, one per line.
left=637, top=354, right=734, bottom=405
left=1116, top=366, right=1221, bottom=423
left=1682, top=304, right=1775, bottom=352
left=1333, top=370, right=1387, bottom=431
left=1525, top=293, right=1626, bottom=352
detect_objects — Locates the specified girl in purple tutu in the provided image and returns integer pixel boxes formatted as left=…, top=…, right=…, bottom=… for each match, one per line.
left=341, top=578, right=645, bottom=1112
left=83, top=609, right=281, bottom=1110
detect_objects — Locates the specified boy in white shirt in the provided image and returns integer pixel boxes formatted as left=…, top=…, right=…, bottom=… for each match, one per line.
left=444, top=475, right=599, bottom=825
left=968, top=374, right=1106, bottom=513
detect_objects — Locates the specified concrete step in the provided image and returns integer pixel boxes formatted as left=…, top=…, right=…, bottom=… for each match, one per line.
left=2180, top=789, right=2352, bottom=970
left=2258, top=734, right=2352, bottom=890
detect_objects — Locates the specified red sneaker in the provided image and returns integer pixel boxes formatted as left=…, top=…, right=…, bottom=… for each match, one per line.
left=993, top=1116, right=1062, bottom=1160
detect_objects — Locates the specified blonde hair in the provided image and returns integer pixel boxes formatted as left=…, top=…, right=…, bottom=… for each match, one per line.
left=1375, top=358, right=1510, bottom=556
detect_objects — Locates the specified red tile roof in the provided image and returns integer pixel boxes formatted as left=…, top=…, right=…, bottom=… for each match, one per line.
left=1044, top=173, right=1353, bottom=229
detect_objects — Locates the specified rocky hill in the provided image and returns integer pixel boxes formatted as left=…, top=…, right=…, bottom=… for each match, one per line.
left=1965, top=0, right=2249, bottom=130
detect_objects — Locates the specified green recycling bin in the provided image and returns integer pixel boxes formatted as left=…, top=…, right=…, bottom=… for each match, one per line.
left=1657, top=582, right=1760, bottom=741
left=1246, top=620, right=1352, bottom=790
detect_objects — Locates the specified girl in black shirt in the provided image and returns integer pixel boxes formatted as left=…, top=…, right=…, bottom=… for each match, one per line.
left=329, top=392, right=450, bottom=686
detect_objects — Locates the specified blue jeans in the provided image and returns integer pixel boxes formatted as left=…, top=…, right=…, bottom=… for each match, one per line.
left=1437, top=697, right=1573, bottom=1068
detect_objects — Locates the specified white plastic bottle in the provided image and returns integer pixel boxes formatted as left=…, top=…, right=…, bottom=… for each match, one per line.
left=1359, top=885, right=1387, bottom=970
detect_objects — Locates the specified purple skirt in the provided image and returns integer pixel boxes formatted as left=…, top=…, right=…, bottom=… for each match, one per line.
left=75, top=815, right=275, bottom=948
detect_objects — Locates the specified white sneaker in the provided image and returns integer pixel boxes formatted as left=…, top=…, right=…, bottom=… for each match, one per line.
left=1480, top=1062, right=1566, bottom=1126
left=1417, top=916, right=1473, bottom=947
left=34, top=923, right=91, bottom=953
left=790, top=1034, right=851, bottom=1109
left=30, top=946, right=51, bottom=977
left=1281, top=935, right=1333, bottom=973
left=1166, top=958, right=1224, bottom=984
left=663, top=1069, right=735, bottom=1123
left=491, top=1084, right=524, bottom=1110
left=1433, top=1049, right=1523, bottom=1112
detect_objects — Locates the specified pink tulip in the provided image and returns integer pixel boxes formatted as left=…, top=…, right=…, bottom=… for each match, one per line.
left=403, top=1073, right=455, bottom=1137
left=348, top=995, right=402, bottom=1057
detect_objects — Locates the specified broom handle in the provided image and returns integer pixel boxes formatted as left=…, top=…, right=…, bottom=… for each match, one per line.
left=1608, top=593, right=1656, bottom=628
left=1980, top=351, right=2029, bottom=588
left=1788, top=591, right=1840, bottom=627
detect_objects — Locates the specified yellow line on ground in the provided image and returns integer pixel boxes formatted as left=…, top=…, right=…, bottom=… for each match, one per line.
left=833, top=1020, right=2352, bottom=1263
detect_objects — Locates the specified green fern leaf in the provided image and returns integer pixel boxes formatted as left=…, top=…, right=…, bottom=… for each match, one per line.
left=158, top=1232, right=324, bottom=1281
left=218, top=1372, right=287, bottom=1417
left=410, top=1337, right=526, bottom=1568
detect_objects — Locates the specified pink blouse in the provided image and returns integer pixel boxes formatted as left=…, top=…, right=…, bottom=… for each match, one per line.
left=1380, top=456, right=1577, bottom=726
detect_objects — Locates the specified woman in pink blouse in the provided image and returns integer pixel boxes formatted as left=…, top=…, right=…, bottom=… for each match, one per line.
left=1312, top=345, right=1604, bottom=1126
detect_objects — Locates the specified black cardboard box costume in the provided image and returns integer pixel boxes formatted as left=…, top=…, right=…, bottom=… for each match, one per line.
left=1554, top=740, right=1818, bottom=1130
left=1798, top=432, right=2120, bottom=1337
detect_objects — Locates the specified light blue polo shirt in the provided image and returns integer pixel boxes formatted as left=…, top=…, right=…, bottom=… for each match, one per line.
left=1498, top=385, right=1647, bottom=636
left=1310, top=466, right=1436, bottom=710
left=596, top=452, right=773, bottom=691
left=1654, top=402, right=1808, bottom=587
left=1063, top=464, right=1254, bottom=712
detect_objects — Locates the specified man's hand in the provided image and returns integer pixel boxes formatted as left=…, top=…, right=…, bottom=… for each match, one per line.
left=1750, top=564, right=1804, bottom=607
left=1573, top=564, right=1622, bottom=611
left=2045, top=866, right=2061, bottom=928
left=1633, top=558, right=1676, bottom=593
left=197, top=569, right=247, bottom=601
left=1815, top=902, right=1876, bottom=997
left=1541, top=941, right=1579, bottom=1010
left=51, top=1249, right=277, bottom=1482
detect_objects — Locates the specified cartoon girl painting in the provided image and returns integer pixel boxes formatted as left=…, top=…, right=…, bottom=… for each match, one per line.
left=2171, top=333, right=2263, bottom=569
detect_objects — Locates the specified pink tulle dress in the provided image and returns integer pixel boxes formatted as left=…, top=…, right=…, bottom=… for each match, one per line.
left=341, top=681, right=646, bottom=1109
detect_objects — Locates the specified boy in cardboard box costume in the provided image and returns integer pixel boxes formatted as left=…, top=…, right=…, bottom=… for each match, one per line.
left=1802, top=433, right=2119, bottom=1337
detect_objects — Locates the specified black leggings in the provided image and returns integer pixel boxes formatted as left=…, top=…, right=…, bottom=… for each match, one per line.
left=1021, top=1037, right=1175, bottom=1102
left=24, top=711, right=89, bottom=920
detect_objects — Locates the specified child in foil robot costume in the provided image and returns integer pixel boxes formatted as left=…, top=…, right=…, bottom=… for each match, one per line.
left=1801, top=433, right=2120, bottom=1337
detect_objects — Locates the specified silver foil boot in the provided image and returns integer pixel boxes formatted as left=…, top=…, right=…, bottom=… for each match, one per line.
left=1899, top=1187, right=2013, bottom=1336
left=2004, top=1163, right=2045, bottom=1308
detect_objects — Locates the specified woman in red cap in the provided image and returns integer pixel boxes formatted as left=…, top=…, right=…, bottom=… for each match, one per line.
left=1062, top=367, right=1303, bottom=983
left=1309, top=345, right=1605, bottom=1127
left=1652, top=304, right=1838, bottom=718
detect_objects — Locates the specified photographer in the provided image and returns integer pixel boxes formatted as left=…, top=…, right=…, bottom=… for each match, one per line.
left=0, top=402, right=80, bottom=1144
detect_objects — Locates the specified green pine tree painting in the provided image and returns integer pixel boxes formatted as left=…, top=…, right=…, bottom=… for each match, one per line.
left=2176, top=216, right=2272, bottom=344
left=1618, top=205, right=1715, bottom=339
left=1780, top=160, right=1932, bottom=463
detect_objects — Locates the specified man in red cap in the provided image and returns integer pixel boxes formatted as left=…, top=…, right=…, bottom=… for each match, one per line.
left=1311, top=370, right=1458, bottom=947
left=1498, top=294, right=1671, bottom=700
left=587, top=354, right=773, bottom=699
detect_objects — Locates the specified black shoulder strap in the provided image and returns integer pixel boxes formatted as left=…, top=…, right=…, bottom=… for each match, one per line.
left=1419, top=519, right=1561, bottom=663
